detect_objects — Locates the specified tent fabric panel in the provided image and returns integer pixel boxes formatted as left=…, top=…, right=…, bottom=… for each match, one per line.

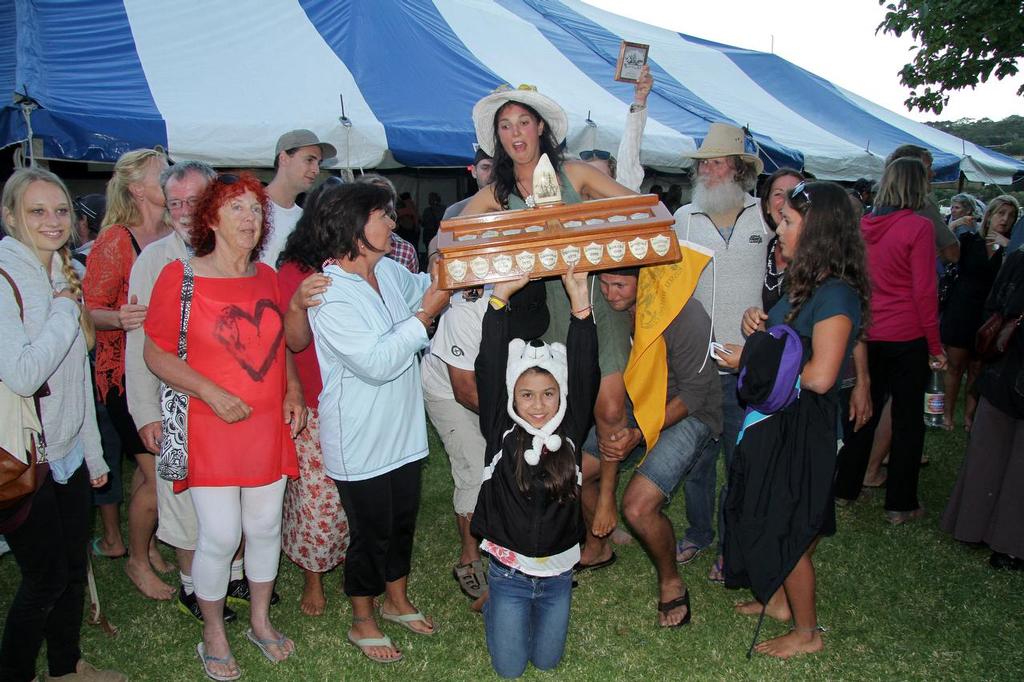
left=713, top=46, right=964, bottom=181
left=14, top=0, right=162, bottom=117
left=0, top=0, right=16, bottom=101
left=300, top=0, right=499, bottom=166
left=527, top=0, right=804, bottom=172
left=124, top=0, right=386, bottom=168
left=436, top=0, right=696, bottom=169
left=836, top=85, right=1024, bottom=186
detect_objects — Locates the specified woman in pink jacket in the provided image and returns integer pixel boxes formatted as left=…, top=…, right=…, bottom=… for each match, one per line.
left=847, top=158, right=947, bottom=525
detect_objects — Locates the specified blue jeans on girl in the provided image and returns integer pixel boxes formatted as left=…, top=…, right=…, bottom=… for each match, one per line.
left=483, top=560, right=573, bottom=678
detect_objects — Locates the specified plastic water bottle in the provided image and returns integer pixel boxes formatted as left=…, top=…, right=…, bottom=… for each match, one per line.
left=923, top=369, right=945, bottom=427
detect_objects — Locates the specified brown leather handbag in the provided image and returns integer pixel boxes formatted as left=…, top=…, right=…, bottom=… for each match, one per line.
left=976, top=312, right=1023, bottom=363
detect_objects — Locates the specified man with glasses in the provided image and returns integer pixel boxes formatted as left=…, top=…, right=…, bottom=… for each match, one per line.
left=262, top=129, right=337, bottom=268
left=672, top=123, right=767, bottom=582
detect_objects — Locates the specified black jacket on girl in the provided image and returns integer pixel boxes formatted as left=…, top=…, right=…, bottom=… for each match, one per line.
left=471, top=307, right=599, bottom=560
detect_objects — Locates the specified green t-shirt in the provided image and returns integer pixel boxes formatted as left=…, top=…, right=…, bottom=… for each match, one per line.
left=543, top=276, right=632, bottom=377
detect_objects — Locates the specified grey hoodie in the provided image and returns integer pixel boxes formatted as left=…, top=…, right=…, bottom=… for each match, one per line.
left=0, top=236, right=106, bottom=478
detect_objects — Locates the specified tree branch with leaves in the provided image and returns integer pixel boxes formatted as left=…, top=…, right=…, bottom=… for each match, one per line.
left=877, top=0, right=1024, bottom=114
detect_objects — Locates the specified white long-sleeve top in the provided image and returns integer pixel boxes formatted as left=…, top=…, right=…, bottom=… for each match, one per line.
left=310, top=256, right=431, bottom=481
left=0, top=237, right=106, bottom=477
left=615, top=106, right=647, bottom=192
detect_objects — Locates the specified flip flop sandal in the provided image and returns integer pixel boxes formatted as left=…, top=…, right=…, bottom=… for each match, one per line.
left=380, top=609, right=435, bottom=636
left=245, top=628, right=294, bottom=663
left=657, top=589, right=692, bottom=628
left=91, top=537, right=127, bottom=560
left=573, top=551, right=617, bottom=574
left=196, top=642, right=241, bottom=681
left=453, top=560, right=485, bottom=599
left=347, top=631, right=403, bottom=664
left=675, top=540, right=704, bottom=565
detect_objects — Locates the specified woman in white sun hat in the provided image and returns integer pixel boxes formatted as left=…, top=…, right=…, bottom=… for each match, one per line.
left=462, top=84, right=632, bottom=214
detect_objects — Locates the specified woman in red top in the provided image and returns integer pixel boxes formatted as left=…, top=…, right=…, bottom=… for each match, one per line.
left=277, top=178, right=349, bottom=617
left=845, top=158, right=947, bottom=525
left=144, top=173, right=303, bottom=680
left=84, top=148, right=175, bottom=599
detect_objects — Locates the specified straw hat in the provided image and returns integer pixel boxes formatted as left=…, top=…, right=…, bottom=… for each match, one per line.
left=684, top=122, right=763, bottom=175
left=472, top=85, right=568, bottom=157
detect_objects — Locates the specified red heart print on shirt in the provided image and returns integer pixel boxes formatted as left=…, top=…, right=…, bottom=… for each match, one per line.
left=212, top=298, right=285, bottom=382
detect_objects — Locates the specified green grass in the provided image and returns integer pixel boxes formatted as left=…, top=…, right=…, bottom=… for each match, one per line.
left=3, top=421, right=1022, bottom=681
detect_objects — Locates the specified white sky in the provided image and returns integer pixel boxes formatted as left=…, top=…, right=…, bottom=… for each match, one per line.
left=582, top=0, right=1023, bottom=123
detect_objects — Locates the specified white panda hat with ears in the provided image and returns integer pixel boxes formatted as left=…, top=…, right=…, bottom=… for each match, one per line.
left=506, top=338, right=569, bottom=465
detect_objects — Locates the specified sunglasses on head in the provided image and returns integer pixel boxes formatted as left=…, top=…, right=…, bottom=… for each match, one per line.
left=580, top=150, right=611, bottom=161
left=790, top=181, right=812, bottom=208
left=216, top=173, right=239, bottom=185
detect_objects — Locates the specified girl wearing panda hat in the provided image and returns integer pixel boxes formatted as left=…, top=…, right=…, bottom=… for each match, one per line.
left=471, top=265, right=599, bottom=678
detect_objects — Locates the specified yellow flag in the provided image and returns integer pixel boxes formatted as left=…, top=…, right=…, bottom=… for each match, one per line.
left=624, top=241, right=713, bottom=453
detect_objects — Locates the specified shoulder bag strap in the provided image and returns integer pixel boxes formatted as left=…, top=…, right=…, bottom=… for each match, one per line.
left=0, top=267, right=24, bottom=319
left=124, top=226, right=143, bottom=256
left=177, top=259, right=194, bottom=361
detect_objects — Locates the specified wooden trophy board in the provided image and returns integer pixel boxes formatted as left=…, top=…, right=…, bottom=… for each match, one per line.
left=436, top=194, right=680, bottom=289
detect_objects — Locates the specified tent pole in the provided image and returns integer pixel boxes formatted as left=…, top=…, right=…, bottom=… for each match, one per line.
left=19, top=99, right=39, bottom=168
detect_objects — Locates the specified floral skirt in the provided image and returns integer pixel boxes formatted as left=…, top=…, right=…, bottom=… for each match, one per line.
left=282, top=410, right=349, bottom=572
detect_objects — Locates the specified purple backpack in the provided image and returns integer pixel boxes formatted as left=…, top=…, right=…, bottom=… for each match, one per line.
left=736, top=325, right=805, bottom=414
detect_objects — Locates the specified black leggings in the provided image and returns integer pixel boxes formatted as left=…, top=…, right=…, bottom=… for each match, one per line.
left=0, top=465, right=91, bottom=681
left=334, top=459, right=423, bottom=597
left=835, top=338, right=929, bottom=511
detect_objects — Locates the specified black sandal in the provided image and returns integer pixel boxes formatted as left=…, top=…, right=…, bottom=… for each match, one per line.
left=657, top=588, right=692, bottom=628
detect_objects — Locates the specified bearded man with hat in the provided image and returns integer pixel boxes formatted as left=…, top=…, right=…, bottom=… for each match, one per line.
left=671, top=122, right=768, bottom=581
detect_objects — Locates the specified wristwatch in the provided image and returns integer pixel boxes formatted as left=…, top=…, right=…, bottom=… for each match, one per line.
left=629, top=103, right=647, bottom=114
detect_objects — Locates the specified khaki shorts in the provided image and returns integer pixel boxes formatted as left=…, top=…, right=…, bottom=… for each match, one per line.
left=424, top=394, right=486, bottom=516
left=156, top=474, right=198, bottom=551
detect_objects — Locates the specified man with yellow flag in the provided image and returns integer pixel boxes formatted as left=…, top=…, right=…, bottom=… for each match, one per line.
left=579, top=243, right=721, bottom=627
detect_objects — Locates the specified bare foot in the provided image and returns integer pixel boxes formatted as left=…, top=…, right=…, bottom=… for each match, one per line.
left=149, top=540, right=175, bottom=574
left=350, top=617, right=401, bottom=662
left=735, top=598, right=791, bottom=622
left=592, top=499, right=617, bottom=538
left=125, top=559, right=175, bottom=600
left=381, top=598, right=435, bottom=634
left=610, top=527, right=634, bottom=545
left=862, top=472, right=887, bottom=488
left=657, top=581, right=690, bottom=627
left=755, top=628, right=824, bottom=659
left=300, top=576, right=327, bottom=617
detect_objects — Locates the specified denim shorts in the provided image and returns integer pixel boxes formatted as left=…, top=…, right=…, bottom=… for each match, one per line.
left=583, top=414, right=716, bottom=500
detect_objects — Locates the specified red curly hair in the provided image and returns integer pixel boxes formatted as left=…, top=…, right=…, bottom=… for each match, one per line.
left=191, top=172, right=273, bottom=261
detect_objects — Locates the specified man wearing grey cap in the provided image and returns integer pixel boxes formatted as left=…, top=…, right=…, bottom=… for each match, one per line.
left=262, top=129, right=337, bottom=268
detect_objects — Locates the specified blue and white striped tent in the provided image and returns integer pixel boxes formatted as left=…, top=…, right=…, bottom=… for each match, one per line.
left=3, top=0, right=1021, bottom=184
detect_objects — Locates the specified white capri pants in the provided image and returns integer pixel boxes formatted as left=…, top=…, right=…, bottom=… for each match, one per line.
left=189, top=477, right=287, bottom=601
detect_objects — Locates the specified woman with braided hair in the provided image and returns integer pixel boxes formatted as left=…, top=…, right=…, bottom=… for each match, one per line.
left=0, top=167, right=123, bottom=681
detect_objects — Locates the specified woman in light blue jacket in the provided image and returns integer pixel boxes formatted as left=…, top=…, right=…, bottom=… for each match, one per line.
left=308, top=182, right=451, bottom=664
left=0, top=168, right=122, bottom=682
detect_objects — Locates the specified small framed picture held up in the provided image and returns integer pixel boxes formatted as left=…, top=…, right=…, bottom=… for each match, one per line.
left=614, top=41, right=649, bottom=82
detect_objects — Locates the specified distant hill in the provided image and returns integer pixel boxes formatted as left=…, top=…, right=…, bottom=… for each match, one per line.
left=926, top=115, right=1024, bottom=157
